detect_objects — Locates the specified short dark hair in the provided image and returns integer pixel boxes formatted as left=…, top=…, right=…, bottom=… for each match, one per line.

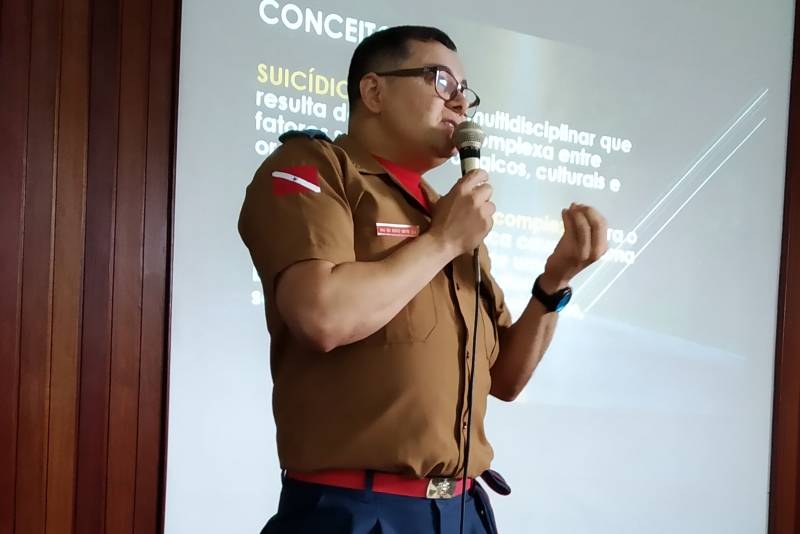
left=347, top=26, right=457, bottom=109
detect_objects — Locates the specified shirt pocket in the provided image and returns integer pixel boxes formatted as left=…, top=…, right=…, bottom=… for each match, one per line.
left=351, top=191, right=436, bottom=344
left=361, top=282, right=438, bottom=345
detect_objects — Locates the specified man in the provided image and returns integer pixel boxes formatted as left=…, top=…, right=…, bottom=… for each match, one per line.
left=238, top=25, right=607, bottom=533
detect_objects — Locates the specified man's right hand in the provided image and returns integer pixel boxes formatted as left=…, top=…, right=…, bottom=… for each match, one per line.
left=427, top=169, right=495, bottom=257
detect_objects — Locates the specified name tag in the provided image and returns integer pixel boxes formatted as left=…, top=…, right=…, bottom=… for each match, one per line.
left=376, top=222, right=419, bottom=237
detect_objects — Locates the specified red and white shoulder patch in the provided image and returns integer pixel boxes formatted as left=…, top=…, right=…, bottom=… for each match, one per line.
left=271, top=165, right=320, bottom=195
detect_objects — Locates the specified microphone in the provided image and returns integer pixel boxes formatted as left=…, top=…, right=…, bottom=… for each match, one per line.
left=453, top=120, right=485, bottom=175
left=452, top=120, right=487, bottom=534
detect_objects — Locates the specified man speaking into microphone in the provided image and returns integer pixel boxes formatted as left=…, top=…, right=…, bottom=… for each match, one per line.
left=238, top=25, right=608, bottom=533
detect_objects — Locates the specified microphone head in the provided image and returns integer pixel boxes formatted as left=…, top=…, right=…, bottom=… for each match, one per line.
left=453, top=120, right=485, bottom=151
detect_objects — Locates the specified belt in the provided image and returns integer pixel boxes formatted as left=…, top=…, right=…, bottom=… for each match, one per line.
left=285, top=469, right=473, bottom=499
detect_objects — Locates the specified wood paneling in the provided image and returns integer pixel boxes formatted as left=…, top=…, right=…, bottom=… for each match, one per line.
left=0, top=0, right=32, bottom=531
left=15, top=0, right=61, bottom=530
left=73, top=0, right=121, bottom=530
left=45, top=0, right=89, bottom=529
left=134, top=0, right=178, bottom=530
left=769, top=5, right=800, bottom=533
left=0, top=0, right=177, bottom=532
left=104, top=0, right=151, bottom=529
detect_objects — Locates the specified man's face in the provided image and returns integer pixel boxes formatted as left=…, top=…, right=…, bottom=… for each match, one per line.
left=378, top=40, right=470, bottom=169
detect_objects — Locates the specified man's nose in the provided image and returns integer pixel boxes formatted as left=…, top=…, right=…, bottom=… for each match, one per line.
left=447, top=91, right=468, bottom=116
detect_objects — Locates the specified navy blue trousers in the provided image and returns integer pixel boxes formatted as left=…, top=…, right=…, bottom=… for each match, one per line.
left=261, top=472, right=499, bottom=534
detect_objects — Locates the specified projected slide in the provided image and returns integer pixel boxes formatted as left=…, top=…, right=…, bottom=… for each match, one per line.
left=167, top=1, right=793, bottom=532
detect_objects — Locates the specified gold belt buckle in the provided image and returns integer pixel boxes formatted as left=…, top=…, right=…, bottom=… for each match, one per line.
left=426, top=477, right=457, bottom=499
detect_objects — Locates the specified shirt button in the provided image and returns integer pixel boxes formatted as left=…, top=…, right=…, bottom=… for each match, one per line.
left=463, top=421, right=468, bottom=430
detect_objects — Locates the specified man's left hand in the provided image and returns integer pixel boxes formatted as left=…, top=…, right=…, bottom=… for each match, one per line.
left=540, top=203, right=608, bottom=292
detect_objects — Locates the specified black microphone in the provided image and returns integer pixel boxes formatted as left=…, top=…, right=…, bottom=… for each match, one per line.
left=453, top=120, right=485, bottom=175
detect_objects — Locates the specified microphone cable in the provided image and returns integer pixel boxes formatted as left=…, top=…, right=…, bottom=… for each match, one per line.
left=459, top=248, right=481, bottom=534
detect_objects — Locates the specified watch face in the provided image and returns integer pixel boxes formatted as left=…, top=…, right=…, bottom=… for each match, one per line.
left=554, top=288, right=572, bottom=312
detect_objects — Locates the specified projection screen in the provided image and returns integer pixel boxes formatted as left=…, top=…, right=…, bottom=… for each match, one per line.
left=166, top=1, right=795, bottom=532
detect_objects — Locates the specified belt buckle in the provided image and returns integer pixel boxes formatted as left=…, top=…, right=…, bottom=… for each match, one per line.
left=426, top=477, right=457, bottom=499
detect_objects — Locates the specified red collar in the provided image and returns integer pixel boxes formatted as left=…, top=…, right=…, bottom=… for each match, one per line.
left=373, top=155, right=429, bottom=212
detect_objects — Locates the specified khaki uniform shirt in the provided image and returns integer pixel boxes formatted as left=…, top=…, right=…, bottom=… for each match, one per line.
left=238, top=133, right=513, bottom=478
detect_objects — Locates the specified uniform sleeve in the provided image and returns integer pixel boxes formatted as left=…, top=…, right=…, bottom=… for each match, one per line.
left=478, top=243, right=513, bottom=329
left=238, top=138, right=355, bottom=299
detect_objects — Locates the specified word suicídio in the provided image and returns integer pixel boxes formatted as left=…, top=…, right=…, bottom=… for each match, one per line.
left=257, top=64, right=348, bottom=100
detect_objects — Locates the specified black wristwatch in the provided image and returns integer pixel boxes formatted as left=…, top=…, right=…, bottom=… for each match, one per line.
left=532, top=275, right=572, bottom=313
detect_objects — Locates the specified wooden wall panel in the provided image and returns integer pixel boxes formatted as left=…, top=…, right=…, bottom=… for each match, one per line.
left=770, top=4, right=800, bottom=533
left=0, top=0, right=177, bottom=532
left=0, top=0, right=32, bottom=532
left=134, top=0, right=178, bottom=530
left=45, top=0, right=90, bottom=530
left=15, top=0, right=61, bottom=530
left=73, top=0, right=121, bottom=530
left=105, top=0, right=151, bottom=530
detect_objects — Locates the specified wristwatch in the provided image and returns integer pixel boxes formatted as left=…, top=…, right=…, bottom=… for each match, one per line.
left=532, top=275, right=572, bottom=313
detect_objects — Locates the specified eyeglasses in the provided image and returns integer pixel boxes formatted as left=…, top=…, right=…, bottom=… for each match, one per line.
left=373, top=65, right=480, bottom=113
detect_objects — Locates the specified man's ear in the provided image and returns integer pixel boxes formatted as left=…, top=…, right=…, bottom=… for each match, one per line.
left=359, top=73, right=384, bottom=114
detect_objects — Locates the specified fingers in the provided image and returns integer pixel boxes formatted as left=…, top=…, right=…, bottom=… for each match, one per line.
left=565, top=203, right=608, bottom=262
left=472, top=181, right=493, bottom=204
left=453, top=170, right=492, bottom=203
left=458, top=169, right=490, bottom=191
left=570, top=207, right=592, bottom=260
left=561, top=207, right=576, bottom=246
left=480, top=201, right=497, bottom=219
left=583, top=205, right=609, bottom=260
